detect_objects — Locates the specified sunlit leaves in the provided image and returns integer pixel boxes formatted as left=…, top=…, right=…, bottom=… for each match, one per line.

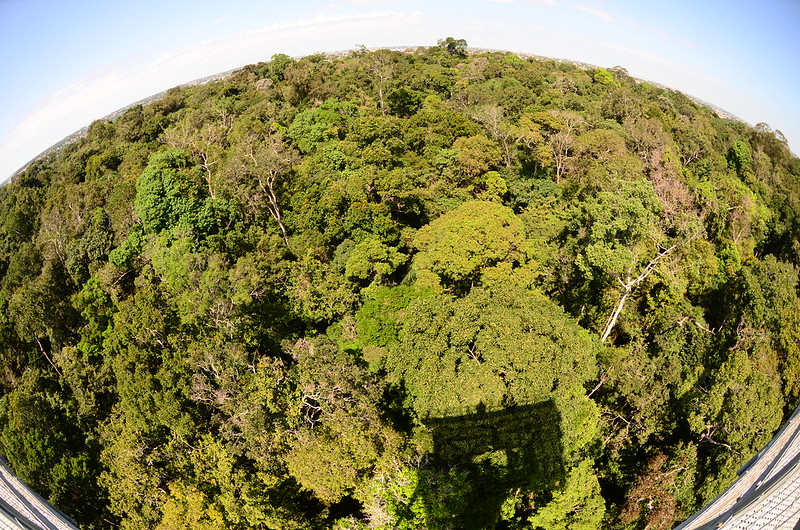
left=413, top=200, right=525, bottom=291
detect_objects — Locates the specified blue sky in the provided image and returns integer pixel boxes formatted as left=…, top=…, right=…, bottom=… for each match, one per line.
left=1, top=0, right=798, bottom=181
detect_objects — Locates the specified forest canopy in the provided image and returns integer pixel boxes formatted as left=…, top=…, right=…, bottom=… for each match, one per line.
left=1, top=41, right=799, bottom=529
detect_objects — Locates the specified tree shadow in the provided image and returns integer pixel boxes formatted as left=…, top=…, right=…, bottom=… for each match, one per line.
left=418, top=399, right=564, bottom=528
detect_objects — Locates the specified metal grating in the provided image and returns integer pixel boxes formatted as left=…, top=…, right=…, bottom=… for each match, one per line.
left=0, top=457, right=78, bottom=530
left=676, top=403, right=800, bottom=530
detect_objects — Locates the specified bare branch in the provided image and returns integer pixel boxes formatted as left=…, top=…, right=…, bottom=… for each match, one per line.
left=600, top=242, right=680, bottom=343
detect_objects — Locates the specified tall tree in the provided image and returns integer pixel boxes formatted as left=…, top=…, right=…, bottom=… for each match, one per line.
left=230, top=126, right=298, bottom=246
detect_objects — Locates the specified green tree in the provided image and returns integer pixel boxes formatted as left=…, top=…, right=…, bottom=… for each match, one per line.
left=413, top=200, right=526, bottom=292
left=0, top=370, right=108, bottom=527
left=134, top=148, right=220, bottom=236
left=370, top=284, right=604, bottom=527
left=452, top=134, right=502, bottom=183
left=284, top=337, right=402, bottom=505
left=229, top=126, right=298, bottom=246
left=526, top=460, right=605, bottom=530
left=344, top=236, right=406, bottom=285
left=362, top=49, right=401, bottom=115
left=437, top=37, right=468, bottom=58
left=162, top=105, right=235, bottom=199
left=592, top=68, right=617, bottom=86
left=727, top=139, right=752, bottom=175
left=388, top=87, right=424, bottom=118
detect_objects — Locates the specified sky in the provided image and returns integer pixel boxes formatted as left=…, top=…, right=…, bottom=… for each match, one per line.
left=1, top=0, right=799, bottom=182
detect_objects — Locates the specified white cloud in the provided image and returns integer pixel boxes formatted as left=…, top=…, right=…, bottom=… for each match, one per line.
left=347, top=0, right=404, bottom=5
left=572, top=5, right=615, bottom=23
left=482, top=0, right=557, bottom=4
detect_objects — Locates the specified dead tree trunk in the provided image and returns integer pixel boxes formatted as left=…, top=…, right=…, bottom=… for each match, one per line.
left=600, top=243, right=677, bottom=343
left=243, top=132, right=297, bottom=248
left=259, top=172, right=290, bottom=247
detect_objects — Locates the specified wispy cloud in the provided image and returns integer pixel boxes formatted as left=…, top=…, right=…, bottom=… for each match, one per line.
left=199, top=17, right=228, bottom=31
left=648, top=26, right=669, bottom=39
left=626, top=19, right=639, bottom=29
left=599, top=41, right=721, bottom=87
left=482, top=0, right=557, bottom=5
left=647, top=25, right=698, bottom=50
left=254, top=10, right=421, bottom=36
left=573, top=5, right=615, bottom=23
left=347, top=0, right=404, bottom=5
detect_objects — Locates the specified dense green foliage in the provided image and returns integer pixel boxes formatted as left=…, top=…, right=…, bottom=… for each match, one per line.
left=1, top=42, right=799, bottom=529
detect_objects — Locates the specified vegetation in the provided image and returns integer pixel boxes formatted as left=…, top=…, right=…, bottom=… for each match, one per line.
left=1, top=40, right=799, bottom=529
